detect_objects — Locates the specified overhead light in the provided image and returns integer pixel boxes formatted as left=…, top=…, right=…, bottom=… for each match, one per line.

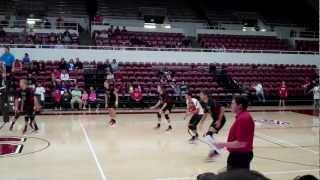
left=27, top=18, right=40, bottom=25
left=242, top=27, right=247, bottom=32
left=144, top=23, right=156, bottom=29
left=260, top=28, right=266, bottom=32
left=163, top=24, right=171, bottom=29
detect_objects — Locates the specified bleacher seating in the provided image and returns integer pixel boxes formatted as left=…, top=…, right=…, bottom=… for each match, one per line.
left=114, top=62, right=223, bottom=95
left=8, top=60, right=318, bottom=108
left=198, top=34, right=290, bottom=50
left=0, top=31, right=79, bottom=45
left=295, top=40, right=319, bottom=52
left=225, top=63, right=317, bottom=98
left=94, top=30, right=189, bottom=48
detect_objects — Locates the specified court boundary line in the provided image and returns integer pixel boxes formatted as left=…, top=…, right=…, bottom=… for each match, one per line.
left=255, top=132, right=319, bottom=155
left=152, top=169, right=320, bottom=180
left=79, top=120, right=107, bottom=180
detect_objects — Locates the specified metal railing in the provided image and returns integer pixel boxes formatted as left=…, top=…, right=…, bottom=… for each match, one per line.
left=0, top=43, right=319, bottom=55
left=0, top=20, right=79, bottom=31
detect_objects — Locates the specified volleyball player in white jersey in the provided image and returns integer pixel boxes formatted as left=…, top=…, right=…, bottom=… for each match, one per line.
left=184, top=93, right=204, bottom=143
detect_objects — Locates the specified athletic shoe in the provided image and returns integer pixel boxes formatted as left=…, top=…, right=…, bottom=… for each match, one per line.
left=154, top=124, right=161, bottom=130
left=206, top=150, right=220, bottom=162
left=204, top=135, right=223, bottom=154
left=9, top=123, right=14, bottom=131
left=109, top=119, right=116, bottom=127
left=188, top=136, right=198, bottom=144
left=29, top=122, right=34, bottom=130
left=165, top=126, right=172, bottom=131
left=22, top=126, right=27, bottom=134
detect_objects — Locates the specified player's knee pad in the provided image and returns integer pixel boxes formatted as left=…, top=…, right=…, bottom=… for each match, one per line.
left=165, top=114, right=170, bottom=120
left=24, top=116, right=30, bottom=122
left=157, top=112, right=161, bottom=118
left=14, top=114, right=20, bottom=120
left=30, top=115, right=35, bottom=121
left=206, top=131, right=213, bottom=137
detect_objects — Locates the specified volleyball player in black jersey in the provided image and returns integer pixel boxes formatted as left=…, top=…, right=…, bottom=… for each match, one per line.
left=104, top=81, right=118, bottom=127
left=150, top=86, right=174, bottom=131
left=10, top=79, right=41, bottom=134
left=199, top=91, right=226, bottom=160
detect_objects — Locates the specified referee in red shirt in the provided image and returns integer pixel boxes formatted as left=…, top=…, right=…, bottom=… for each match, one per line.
left=214, top=96, right=255, bottom=171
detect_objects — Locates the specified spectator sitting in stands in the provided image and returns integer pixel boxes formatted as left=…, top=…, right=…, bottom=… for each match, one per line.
left=180, top=81, right=188, bottom=96
left=39, top=61, right=45, bottom=72
left=22, top=53, right=31, bottom=65
left=51, top=69, right=61, bottom=86
left=60, top=70, right=70, bottom=82
left=75, top=58, right=83, bottom=70
left=171, top=82, right=181, bottom=100
left=27, top=73, right=36, bottom=89
left=81, top=90, right=88, bottom=110
left=49, top=33, right=57, bottom=44
left=56, top=40, right=64, bottom=49
left=94, top=15, right=103, bottom=24
left=35, top=82, right=46, bottom=107
left=70, top=85, right=82, bottom=110
left=53, top=89, right=62, bottom=110
left=0, top=27, right=6, bottom=37
left=88, top=86, right=98, bottom=111
left=60, top=81, right=69, bottom=92
left=12, top=59, right=22, bottom=73
left=106, top=69, right=114, bottom=81
left=130, top=85, right=143, bottom=108
left=99, top=30, right=109, bottom=39
left=30, top=60, right=40, bottom=73
left=56, top=16, right=64, bottom=28
left=121, top=26, right=127, bottom=33
left=63, top=30, right=71, bottom=38
left=104, top=59, right=112, bottom=71
left=44, top=18, right=51, bottom=29
left=114, top=26, right=121, bottom=34
left=59, top=58, right=68, bottom=70
left=107, top=25, right=114, bottom=34
left=61, top=90, right=71, bottom=110
left=111, top=59, right=119, bottom=72
left=68, top=59, right=75, bottom=71
left=63, top=34, right=72, bottom=44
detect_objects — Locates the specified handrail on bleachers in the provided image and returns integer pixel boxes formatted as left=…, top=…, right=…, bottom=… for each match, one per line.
left=0, top=44, right=318, bottom=55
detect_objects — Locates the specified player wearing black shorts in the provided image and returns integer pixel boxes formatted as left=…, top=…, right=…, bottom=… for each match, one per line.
left=150, top=86, right=173, bottom=131
left=104, top=81, right=118, bottom=127
left=199, top=91, right=226, bottom=160
left=9, top=79, right=41, bottom=134
left=184, top=93, right=204, bottom=143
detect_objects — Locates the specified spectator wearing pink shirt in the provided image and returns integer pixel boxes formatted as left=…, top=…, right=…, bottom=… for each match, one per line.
left=88, top=87, right=98, bottom=111
left=81, top=90, right=88, bottom=109
left=52, top=89, right=62, bottom=110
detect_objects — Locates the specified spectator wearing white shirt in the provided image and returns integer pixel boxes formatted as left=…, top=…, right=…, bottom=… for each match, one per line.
left=185, top=93, right=204, bottom=143
left=70, top=85, right=82, bottom=110
left=35, top=82, right=46, bottom=107
left=60, top=70, right=70, bottom=82
left=99, top=30, right=109, bottom=39
left=310, top=83, right=320, bottom=109
left=253, top=83, right=265, bottom=103
left=111, top=59, right=119, bottom=72
left=106, top=68, right=114, bottom=81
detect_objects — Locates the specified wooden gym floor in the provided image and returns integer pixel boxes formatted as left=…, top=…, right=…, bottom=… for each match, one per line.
left=0, top=106, right=319, bottom=180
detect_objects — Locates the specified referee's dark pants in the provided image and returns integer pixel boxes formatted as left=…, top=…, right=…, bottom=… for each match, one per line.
left=227, top=151, right=253, bottom=171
